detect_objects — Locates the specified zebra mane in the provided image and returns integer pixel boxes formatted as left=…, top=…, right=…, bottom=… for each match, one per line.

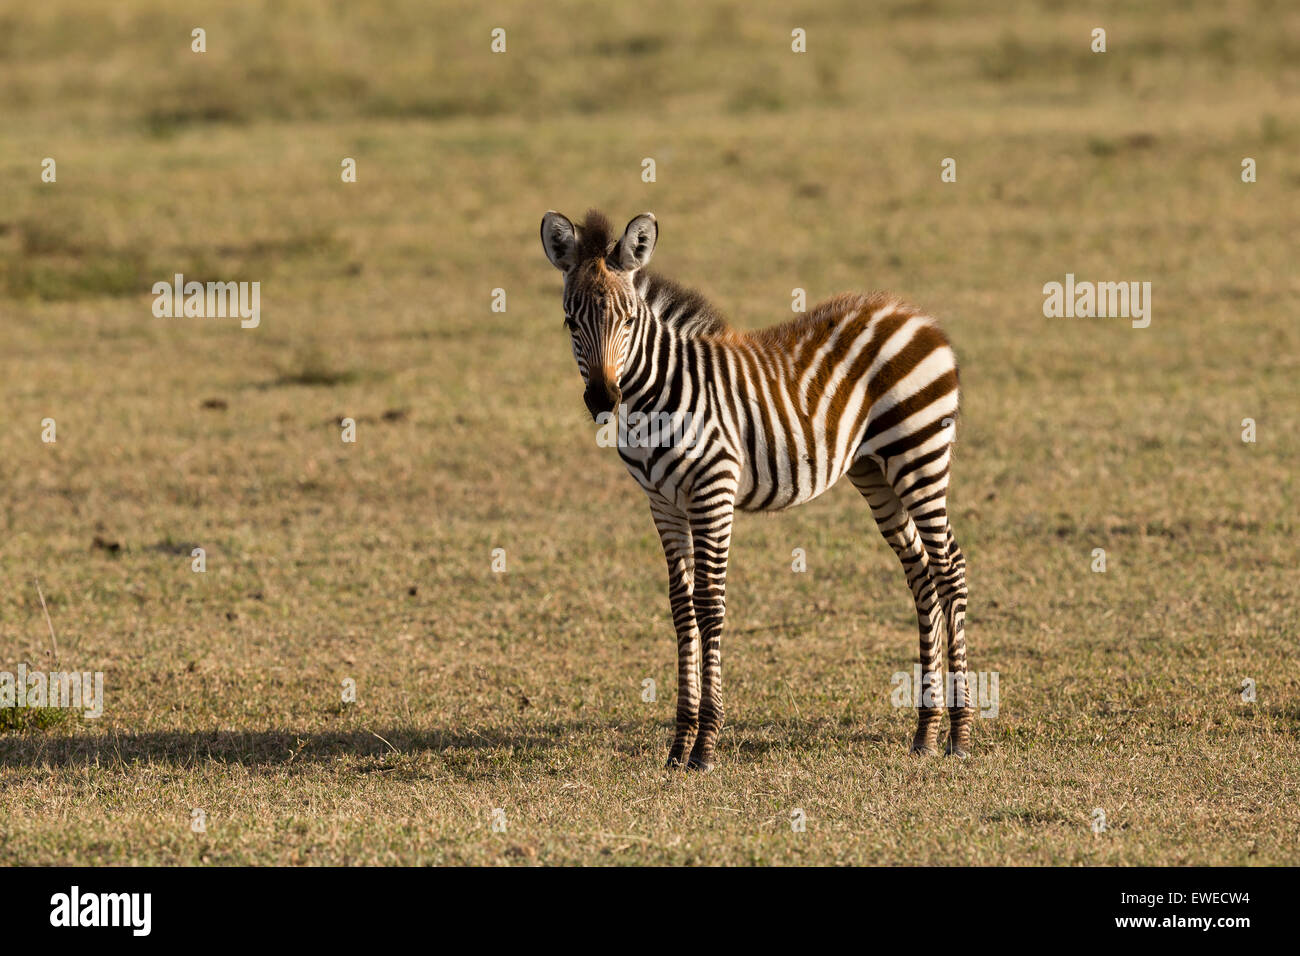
left=638, top=270, right=730, bottom=338
left=575, top=209, right=617, bottom=262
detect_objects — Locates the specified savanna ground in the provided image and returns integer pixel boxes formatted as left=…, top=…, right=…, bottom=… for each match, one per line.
left=1, top=0, right=1297, bottom=865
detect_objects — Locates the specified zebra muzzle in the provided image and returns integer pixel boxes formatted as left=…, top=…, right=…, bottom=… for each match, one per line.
left=584, top=382, right=621, bottom=420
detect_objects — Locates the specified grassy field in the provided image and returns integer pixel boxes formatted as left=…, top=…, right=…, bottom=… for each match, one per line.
left=1, top=0, right=1297, bottom=865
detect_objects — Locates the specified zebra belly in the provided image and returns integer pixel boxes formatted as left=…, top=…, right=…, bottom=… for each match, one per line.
left=735, top=420, right=865, bottom=513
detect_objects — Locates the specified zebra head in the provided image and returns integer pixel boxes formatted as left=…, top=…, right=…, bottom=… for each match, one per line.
left=540, top=209, right=658, bottom=420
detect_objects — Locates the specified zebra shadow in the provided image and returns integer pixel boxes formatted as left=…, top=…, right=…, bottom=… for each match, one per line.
left=722, top=718, right=897, bottom=758
left=0, top=720, right=634, bottom=771
left=0, top=718, right=907, bottom=769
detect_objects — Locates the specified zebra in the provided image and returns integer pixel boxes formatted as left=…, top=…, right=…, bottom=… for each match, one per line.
left=540, top=208, right=970, bottom=771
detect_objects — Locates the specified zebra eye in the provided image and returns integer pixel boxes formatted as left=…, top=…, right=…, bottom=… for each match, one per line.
left=563, top=316, right=575, bottom=331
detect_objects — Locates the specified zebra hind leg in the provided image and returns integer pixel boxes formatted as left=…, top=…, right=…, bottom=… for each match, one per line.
left=847, top=458, right=946, bottom=756
left=887, top=444, right=972, bottom=757
left=933, top=524, right=971, bottom=756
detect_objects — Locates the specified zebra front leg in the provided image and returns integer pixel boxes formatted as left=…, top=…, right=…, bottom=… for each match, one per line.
left=651, top=504, right=700, bottom=767
left=685, top=500, right=734, bottom=772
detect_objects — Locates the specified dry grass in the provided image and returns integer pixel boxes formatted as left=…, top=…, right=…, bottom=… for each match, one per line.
left=0, top=0, right=1297, bottom=865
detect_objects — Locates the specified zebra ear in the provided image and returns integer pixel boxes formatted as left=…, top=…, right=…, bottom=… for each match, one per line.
left=612, top=213, right=657, bottom=271
left=540, top=211, right=579, bottom=271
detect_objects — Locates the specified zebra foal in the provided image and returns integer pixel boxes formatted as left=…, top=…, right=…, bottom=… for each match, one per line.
left=540, top=209, right=971, bottom=771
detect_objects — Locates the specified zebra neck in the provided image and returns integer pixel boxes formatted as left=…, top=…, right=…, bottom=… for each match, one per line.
left=620, top=318, right=704, bottom=416
left=635, top=271, right=728, bottom=339
left=620, top=273, right=730, bottom=417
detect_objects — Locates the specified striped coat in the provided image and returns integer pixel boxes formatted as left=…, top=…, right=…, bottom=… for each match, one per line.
left=542, top=209, right=970, bottom=770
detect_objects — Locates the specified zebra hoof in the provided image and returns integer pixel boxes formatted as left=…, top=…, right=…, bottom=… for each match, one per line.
left=665, top=755, right=685, bottom=769
left=685, top=757, right=715, bottom=773
left=945, top=743, right=970, bottom=759
left=908, top=744, right=939, bottom=757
